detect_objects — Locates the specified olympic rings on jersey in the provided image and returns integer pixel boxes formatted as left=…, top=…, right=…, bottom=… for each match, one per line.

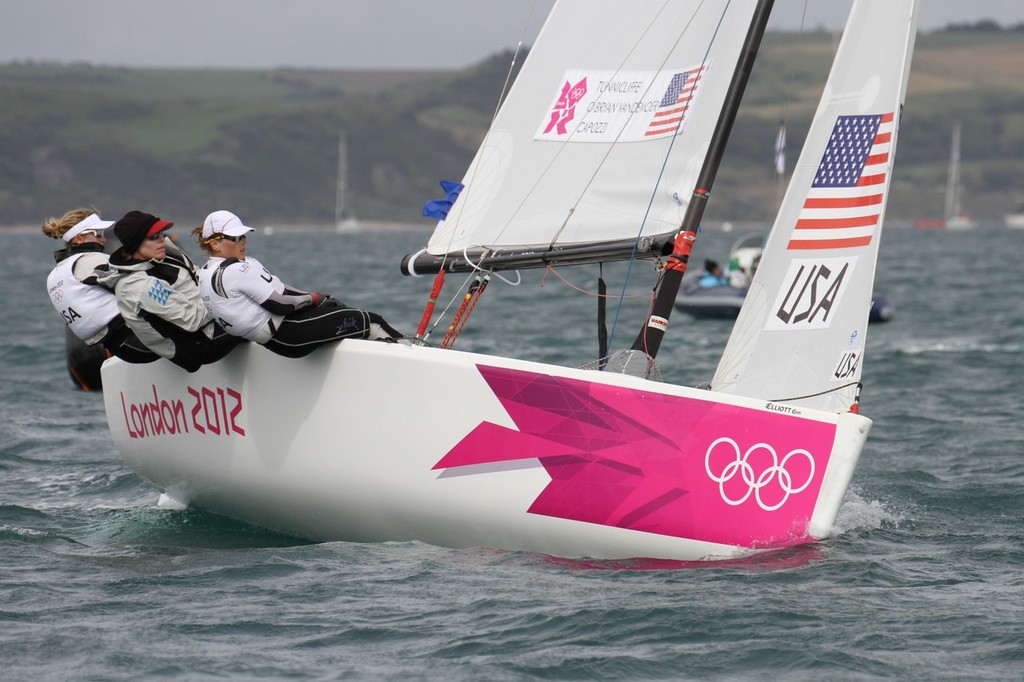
left=704, top=437, right=815, bottom=512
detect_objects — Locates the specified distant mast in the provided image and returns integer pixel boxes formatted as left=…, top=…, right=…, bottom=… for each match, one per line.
left=942, top=122, right=975, bottom=229
left=943, top=122, right=962, bottom=223
left=335, top=130, right=358, bottom=230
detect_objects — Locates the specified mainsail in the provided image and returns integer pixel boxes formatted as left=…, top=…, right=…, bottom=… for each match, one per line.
left=404, top=0, right=761, bottom=274
left=712, top=0, right=918, bottom=412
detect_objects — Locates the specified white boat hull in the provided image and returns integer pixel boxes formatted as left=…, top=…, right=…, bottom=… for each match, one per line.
left=102, top=341, right=870, bottom=561
left=944, top=215, right=977, bottom=230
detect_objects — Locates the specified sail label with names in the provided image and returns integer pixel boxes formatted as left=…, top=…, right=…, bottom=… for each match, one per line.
left=536, top=65, right=708, bottom=142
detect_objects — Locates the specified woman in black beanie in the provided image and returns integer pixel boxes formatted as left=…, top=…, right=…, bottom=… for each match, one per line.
left=98, top=210, right=244, bottom=372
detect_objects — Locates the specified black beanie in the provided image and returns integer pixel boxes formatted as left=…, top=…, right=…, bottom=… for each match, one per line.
left=113, top=211, right=173, bottom=254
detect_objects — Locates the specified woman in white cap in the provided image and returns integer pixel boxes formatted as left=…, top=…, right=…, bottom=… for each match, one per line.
left=98, top=210, right=245, bottom=373
left=192, top=210, right=403, bottom=358
left=42, top=208, right=158, bottom=384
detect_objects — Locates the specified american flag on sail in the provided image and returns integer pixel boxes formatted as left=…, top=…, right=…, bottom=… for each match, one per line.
left=645, top=66, right=706, bottom=137
left=787, top=112, right=893, bottom=250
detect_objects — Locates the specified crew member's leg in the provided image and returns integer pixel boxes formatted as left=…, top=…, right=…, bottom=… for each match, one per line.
left=102, top=323, right=160, bottom=364
left=203, top=323, right=247, bottom=364
left=263, top=302, right=402, bottom=358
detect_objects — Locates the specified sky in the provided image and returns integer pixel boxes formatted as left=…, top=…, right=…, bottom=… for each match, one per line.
left=2, top=0, right=1021, bottom=71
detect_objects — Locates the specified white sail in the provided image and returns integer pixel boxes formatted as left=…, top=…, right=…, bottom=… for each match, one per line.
left=426, top=0, right=759, bottom=257
left=334, top=130, right=359, bottom=231
left=942, top=122, right=975, bottom=229
left=712, top=0, right=918, bottom=413
left=943, top=123, right=962, bottom=222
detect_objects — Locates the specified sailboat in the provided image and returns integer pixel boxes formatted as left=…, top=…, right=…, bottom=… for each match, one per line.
left=100, top=0, right=919, bottom=561
left=942, top=122, right=976, bottom=230
left=334, top=130, right=360, bottom=232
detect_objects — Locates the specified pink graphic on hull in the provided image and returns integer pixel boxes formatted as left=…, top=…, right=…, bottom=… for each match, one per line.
left=433, top=365, right=839, bottom=549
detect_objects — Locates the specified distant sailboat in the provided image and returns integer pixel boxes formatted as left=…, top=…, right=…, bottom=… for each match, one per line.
left=942, top=122, right=976, bottom=229
left=913, top=122, right=976, bottom=229
left=335, top=130, right=360, bottom=232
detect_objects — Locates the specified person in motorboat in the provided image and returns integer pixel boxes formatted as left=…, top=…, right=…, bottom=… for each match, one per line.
left=698, top=259, right=730, bottom=287
left=43, top=208, right=159, bottom=364
left=97, top=210, right=245, bottom=373
left=192, top=210, right=404, bottom=358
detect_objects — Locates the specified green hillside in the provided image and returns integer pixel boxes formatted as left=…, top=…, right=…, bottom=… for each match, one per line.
left=2, top=27, right=1022, bottom=228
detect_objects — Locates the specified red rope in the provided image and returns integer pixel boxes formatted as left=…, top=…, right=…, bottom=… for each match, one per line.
left=415, top=270, right=447, bottom=339
left=441, top=277, right=484, bottom=349
left=444, top=276, right=489, bottom=348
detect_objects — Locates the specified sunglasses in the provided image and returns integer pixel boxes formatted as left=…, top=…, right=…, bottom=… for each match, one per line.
left=146, top=231, right=169, bottom=241
left=77, top=230, right=104, bottom=239
left=215, top=234, right=247, bottom=242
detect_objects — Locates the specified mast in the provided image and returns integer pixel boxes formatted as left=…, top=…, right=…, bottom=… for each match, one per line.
left=944, top=122, right=961, bottom=222
left=335, top=130, right=348, bottom=226
left=630, top=0, right=775, bottom=360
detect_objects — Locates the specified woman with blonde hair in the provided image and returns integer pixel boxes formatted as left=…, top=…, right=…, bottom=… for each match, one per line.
left=43, top=208, right=158, bottom=389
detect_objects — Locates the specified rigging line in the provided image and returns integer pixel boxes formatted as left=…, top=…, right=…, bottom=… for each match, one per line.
left=607, top=0, right=733, bottom=350
left=442, top=275, right=491, bottom=348
left=767, top=0, right=808, bottom=219
left=541, top=265, right=653, bottom=300
left=424, top=246, right=525, bottom=343
left=461, top=245, right=521, bottom=287
left=769, top=381, right=861, bottom=404
left=780, top=0, right=810, bottom=127
left=423, top=270, right=478, bottom=342
left=432, top=4, right=536, bottom=272
left=440, top=276, right=482, bottom=348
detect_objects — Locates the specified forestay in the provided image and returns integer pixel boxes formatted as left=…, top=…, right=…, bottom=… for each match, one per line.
left=712, top=0, right=918, bottom=413
left=425, top=0, right=760, bottom=259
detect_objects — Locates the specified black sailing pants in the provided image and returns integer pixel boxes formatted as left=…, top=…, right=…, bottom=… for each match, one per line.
left=263, top=300, right=402, bottom=359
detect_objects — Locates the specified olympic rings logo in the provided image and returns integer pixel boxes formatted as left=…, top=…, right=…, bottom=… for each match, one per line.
left=704, top=437, right=815, bottom=512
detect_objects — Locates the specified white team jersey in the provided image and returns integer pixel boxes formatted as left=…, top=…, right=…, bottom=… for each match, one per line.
left=198, top=256, right=284, bottom=342
left=47, top=252, right=120, bottom=344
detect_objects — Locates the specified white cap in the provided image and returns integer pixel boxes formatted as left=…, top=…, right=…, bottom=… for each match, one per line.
left=203, top=210, right=255, bottom=239
left=64, top=213, right=115, bottom=242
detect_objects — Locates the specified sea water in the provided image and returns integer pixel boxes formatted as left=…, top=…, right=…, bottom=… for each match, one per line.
left=2, top=225, right=1022, bottom=680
